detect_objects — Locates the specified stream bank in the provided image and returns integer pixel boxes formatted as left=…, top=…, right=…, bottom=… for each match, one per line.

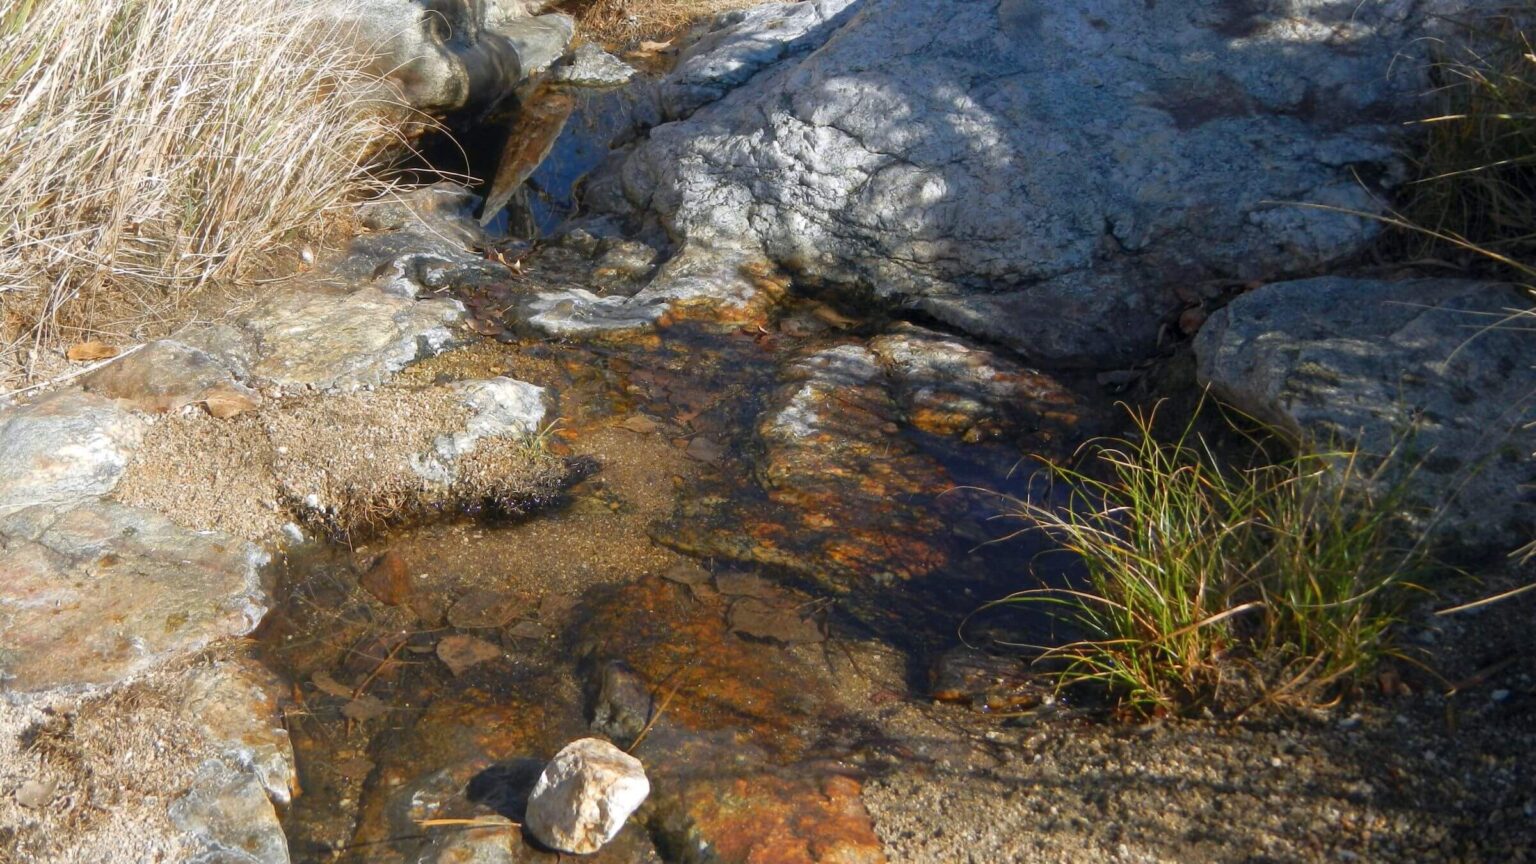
left=2, top=1, right=1535, bottom=862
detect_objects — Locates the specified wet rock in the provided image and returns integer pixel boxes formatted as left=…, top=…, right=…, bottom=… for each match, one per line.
left=82, top=339, right=260, bottom=415
left=525, top=738, right=650, bottom=855
left=577, top=579, right=836, bottom=759
left=868, top=325, right=1078, bottom=441
left=591, top=662, right=652, bottom=748
left=415, top=816, right=522, bottom=864
left=447, top=589, right=524, bottom=629
left=518, top=287, right=666, bottom=337
left=659, top=562, right=711, bottom=588
left=651, top=772, right=885, bottom=864
left=1196, top=277, right=1536, bottom=556
left=929, top=648, right=1048, bottom=714
left=182, top=659, right=297, bottom=806
left=0, top=501, right=267, bottom=691
left=362, top=550, right=414, bottom=606
left=591, top=239, right=658, bottom=290
left=169, top=759, right=289, bottom=864
left=727, top=598, right=826, bottom=646
left=607, top=0, right=1460, bottom=364
left=683, top=435, right=725, bottom=465
left=482, top=89, right=578, bottom=226
left=438, top=634, right=503, bottom=676
left=347, top=686, right=578, bottom=862
left=0, top=390, right=146, bottom=517
left=553, top=44, right=636, bottom=88
left=746, top=344, right=955, bottom=582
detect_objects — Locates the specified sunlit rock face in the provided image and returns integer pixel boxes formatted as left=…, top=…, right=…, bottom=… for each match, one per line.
left=330, top=0, right=572, bottom=115
left=0, top=501, right=268, bottom=692
left=599, top=0, right=1486, bottom=365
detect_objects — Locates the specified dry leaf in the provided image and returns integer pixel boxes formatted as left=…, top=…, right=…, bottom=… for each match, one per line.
left=436, top=634, right=501, bottom=676
left=66, top=341, right=118, bottom=362
left=340, top=694, right=389, bottom=721
left=311, top=670, right=354, bottom=699
left=202, top=388, right=259, bottom=419
left=637, top=39, right=673, bottom=53
left=445, top=588, right=521, bottom=629
left=617, top=414, right=660, bottom=435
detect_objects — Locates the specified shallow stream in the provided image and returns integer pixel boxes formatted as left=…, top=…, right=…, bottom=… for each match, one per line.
left=256, top=83, right=1112, bottom=863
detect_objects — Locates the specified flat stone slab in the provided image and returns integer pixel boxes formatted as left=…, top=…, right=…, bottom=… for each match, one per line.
left=1196, top=276, right=1536, bottom=555
left=0, top=501, right=267, bottom=691
left=0, top=390, right=146, bottom=518
left=243, top=289, right=464, bottom=392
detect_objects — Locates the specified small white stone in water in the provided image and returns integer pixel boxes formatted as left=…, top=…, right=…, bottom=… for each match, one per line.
left=526, top=738, right=649, bottom=854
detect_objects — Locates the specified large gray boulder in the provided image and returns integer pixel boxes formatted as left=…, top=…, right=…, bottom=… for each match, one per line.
left=332, top=1, right=572, bottom=114
left=599, top=0, right=1477, bottom=365
left=1195, top=277, right=1536, bottom=556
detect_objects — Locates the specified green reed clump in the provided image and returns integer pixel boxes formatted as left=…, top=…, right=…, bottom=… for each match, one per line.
left=992, top=404, right=1429, bottom=716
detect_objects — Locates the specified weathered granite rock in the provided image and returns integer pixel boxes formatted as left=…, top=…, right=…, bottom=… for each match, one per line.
left=169, top=759, right=290, bottom=864
left=1195, top=277, right=1536, bottom=555
left=0, top=501, right=267, bottom=691
left=182, top=659, right=297, bottom=806
left=332, top=2, right=571, bottom=115
left=498, top=13, right=576, bottom=77
left=0, top=390, right=146, bottom=517
left=525, top=738, right=649, bottom=854
left=604, top=0, right=1479, bottom=364
left=242, top=289, right=463, bottom=392
left=412, top=377, right=548, bottom=483
left=83, top=339, right=259, bottom=415
left=553, top=44, right=635, bottom=88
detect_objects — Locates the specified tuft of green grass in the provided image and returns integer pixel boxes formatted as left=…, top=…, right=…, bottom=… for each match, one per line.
left=0, top=0, right=413, bottom=390
left=989, top=402, right=1431, bottom=717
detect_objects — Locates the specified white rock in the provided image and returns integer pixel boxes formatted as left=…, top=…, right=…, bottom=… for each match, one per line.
left=525, top=738, right=649, bottom=854
left=0, top=390, right=146, bottom=517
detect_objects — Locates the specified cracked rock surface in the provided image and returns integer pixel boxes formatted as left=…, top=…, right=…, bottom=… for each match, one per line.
left=601, top=0, right=1481, bottom=365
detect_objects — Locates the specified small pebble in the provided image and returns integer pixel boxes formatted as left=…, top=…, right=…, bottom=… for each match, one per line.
left=16, top=779, right=54, bottom=810
left=1491, top=689, right=1510, bottom=702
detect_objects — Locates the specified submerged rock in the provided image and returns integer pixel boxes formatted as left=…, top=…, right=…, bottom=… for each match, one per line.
left=525, top=738, right=650, bottom=854
left=602, top=0, right=1465, bottom=364
left=1196, top=276, right=1536, bottom=556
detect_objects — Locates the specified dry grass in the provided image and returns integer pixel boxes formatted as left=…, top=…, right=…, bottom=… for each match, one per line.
left=559, top=0, right=766, bottom=47
left=0, top=0, right=411, bottom=390
left=1401, top=8, right=1536, bottom=275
